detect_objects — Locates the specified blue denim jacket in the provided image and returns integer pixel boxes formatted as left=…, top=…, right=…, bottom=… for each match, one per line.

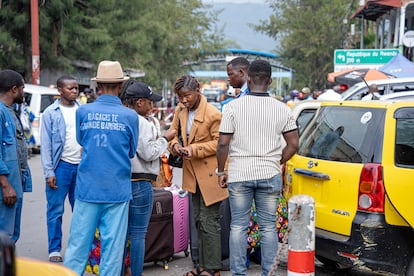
left=40, top=99, right=81, bottom=179
left=0, top=102, right=23, bottom=199
left=75, top=95, right=138, bottom=203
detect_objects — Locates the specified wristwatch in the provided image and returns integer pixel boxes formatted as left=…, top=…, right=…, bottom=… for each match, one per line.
left=215, top=168, right=226, bottom=176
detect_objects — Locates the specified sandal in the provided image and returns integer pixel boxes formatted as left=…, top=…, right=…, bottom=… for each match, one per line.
left=48, top=252, right=63, bottom=263
left=199, top=268, right=220, bottom=276
left=183, top=268, right=200, bottom=276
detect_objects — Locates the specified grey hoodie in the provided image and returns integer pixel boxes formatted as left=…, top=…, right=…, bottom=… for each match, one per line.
left=131, top=114, right=168, bottom=180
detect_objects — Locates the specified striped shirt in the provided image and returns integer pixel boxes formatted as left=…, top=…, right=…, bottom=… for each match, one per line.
left=219, top=92, right=297, bottom=183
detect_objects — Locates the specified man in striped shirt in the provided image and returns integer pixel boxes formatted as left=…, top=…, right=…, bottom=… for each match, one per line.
left=216, top=59, right=298, bottom=276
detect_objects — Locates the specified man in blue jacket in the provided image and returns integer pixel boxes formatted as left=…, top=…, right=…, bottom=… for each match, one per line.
left=64, top=61, right=138, bottom=276
left=0, top=69, right=32, bottom=242
left=40, top=75, right=81, bottom=262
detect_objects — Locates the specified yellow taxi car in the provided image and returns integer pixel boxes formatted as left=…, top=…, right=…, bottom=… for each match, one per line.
left=285, top=100, right=414, bottom=275
left=16, top=257, right=77, bottom=276
left=0, top=231, right=77, bottom=276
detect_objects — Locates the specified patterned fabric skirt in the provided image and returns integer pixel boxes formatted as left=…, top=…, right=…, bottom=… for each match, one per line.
left=85, top=229, right=130, bottom=275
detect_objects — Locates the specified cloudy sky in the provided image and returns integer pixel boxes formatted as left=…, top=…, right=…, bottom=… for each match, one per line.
left=203, top=1, right=276, bottom=53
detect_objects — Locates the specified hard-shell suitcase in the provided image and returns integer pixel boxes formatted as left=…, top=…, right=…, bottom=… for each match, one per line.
left=144, top=188, right=174, bottom=269
left=169, top=189, right=189, bottom=255
left=188, top=193, right=199, bottom=267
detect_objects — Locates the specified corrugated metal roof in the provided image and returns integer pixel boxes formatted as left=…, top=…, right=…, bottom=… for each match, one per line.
left=350, top=0, right=402, bottom=21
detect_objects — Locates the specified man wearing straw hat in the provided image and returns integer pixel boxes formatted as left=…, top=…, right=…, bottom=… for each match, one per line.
left=64, top=60, right=139, bottom=275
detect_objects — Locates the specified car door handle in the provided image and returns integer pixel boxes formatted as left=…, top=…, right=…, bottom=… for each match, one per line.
left=294, top=168, right=330, bottom=180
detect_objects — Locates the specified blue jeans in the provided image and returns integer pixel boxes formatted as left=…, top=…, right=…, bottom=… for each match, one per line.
left=126, top=180, right=153, bottom=276
left=64, top=200, right=129, bottom=276
left=12, top=197, right=23, bottom=242
left=46, top=160, right=77, bottom=254
left=228, top=174, right=282, bottom=276
left=0, top=199, right=17, bottom=241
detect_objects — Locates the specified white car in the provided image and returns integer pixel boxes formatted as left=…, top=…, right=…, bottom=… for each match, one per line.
left=341, top=77, right=414, bottom=100
left=376, top=91, right=414, bottom=101
left=23, top=84, right=60, bottom=153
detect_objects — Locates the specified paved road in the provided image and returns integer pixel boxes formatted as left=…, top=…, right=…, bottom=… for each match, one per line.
left=15, top=155, right=371, bottom=275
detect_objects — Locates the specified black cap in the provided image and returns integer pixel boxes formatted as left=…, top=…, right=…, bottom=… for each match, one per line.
left=125, top=82, right=163, bottom=102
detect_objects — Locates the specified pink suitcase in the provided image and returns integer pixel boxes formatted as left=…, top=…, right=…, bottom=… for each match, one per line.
left=169, top=188, right=189, bottom=255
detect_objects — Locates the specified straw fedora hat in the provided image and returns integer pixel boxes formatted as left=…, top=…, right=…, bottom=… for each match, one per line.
left=91, top=60, right=130, bottom=83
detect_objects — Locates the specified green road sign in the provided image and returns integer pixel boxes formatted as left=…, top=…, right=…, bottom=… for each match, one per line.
left=334, top=49, right=399, bottom=65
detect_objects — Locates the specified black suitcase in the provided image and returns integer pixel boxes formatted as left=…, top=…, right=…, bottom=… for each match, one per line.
left=144, top=188, right=174, bottom=269
left=0, top=231, right=16, bottom=276
left=188, top=195, right=231, bottom=270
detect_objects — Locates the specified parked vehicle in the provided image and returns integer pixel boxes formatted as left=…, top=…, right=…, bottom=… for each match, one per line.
left=285, top=101, right=414, bottom=275
left=376, top=90, right=414, bottom=101
left=0, top=231, right=77, bottom=276
left=202, top=88, right=221, bottom=102
left=341, top=77, right=414, bottom=100
left=23, top=84, right=59, bottom=154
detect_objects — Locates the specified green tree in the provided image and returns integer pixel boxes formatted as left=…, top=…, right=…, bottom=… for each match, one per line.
left=0, top=0, right=113, bottom=79
left=110, top=0, right=225, bottom=89
left=256, top=0, right=354, bottom=89
left=0, top=1, right=32, bottom=76
left=0, top=0, right=224, bottom=88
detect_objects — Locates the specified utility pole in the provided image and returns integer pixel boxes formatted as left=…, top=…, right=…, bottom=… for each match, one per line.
left=31, top=0, right=40, bottom=84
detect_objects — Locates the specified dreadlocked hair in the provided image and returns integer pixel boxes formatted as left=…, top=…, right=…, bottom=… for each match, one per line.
left=123, top=98, right=138, bottom=108
left=119, top=79, right=136, bottom=104
left=173, top=75, right=200, bottom=94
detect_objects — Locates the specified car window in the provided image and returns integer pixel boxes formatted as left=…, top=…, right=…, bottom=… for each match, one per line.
left=298, top=106, right=385, bottom=163
left=340, top=84, right=363, bottom=99
left=296, top=108, right=317, bottom=136
left=390, top=83, right=414, bottom=93
left=40, top=95, right=57, bottom=113
left=347, top=85, right=386, bottom=100
left=394, top=108, right=414, bottom=167
left=381, top=95, right=414, bottom=101
left=24, top=93, right=32, bottom=106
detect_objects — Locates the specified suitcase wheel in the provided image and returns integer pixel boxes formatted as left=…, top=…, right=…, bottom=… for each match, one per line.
left=185, top=250, right=189, bottom=257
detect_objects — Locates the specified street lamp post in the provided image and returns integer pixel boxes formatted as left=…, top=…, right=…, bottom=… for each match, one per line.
left=31, top=0, right=40, bottom=84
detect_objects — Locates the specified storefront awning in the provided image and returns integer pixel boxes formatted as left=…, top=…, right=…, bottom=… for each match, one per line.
left=350, top=0, right=402, bottom=21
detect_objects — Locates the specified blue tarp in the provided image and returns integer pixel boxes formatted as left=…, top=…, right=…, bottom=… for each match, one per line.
left=379, top=53, right=414, bottom=78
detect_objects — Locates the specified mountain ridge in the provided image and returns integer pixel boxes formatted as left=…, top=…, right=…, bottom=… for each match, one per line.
left=210, top=2, right=277, bottom=53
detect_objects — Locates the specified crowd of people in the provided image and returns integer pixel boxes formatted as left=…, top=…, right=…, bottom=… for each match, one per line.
left=0, top=57, right=300, bottom=276
left=283, top=82, right=344, bottom=108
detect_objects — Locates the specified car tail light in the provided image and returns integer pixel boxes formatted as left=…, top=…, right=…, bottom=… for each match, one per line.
left=358, top=164, right=385, bottom=212
left=339, top=84, right=348, bottom=92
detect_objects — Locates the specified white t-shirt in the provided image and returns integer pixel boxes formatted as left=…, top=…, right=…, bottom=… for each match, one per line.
left=317, top=89, right=342, bottom=101
left=187, top=110, right=196, bottom=137
left=59, top=104, right=82, bottom=164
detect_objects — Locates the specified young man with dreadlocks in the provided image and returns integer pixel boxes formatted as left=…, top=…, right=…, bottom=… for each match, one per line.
left=169, top=75, right=228, bottom=276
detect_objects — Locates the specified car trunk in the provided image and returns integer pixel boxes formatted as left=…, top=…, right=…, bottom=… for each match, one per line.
left=286, top=155, right=362, bottom=236
left=287, top=103, right=389, bottom=237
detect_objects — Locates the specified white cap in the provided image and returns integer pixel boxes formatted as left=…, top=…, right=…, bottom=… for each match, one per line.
left=227, top=86, right=236, bottom=97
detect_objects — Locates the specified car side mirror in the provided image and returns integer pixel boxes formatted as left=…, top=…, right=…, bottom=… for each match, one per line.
left=0, top=231, right=16, bottom=276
